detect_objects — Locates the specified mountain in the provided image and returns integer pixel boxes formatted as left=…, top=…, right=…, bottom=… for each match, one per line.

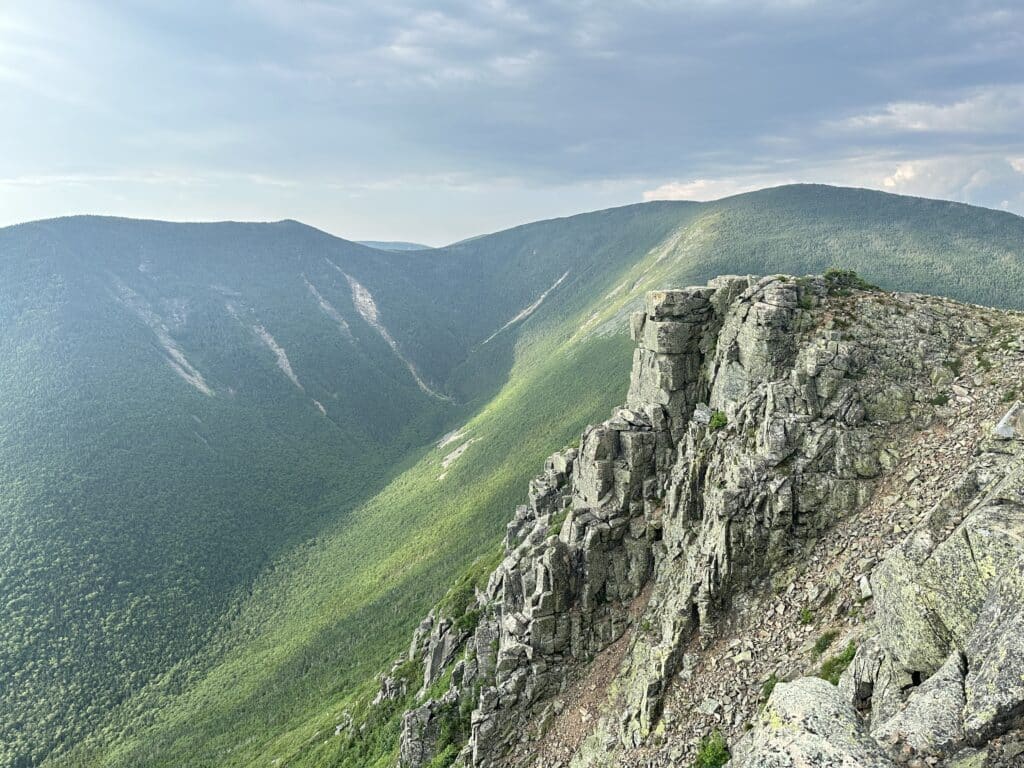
left=357, top=241, right=435, bottom=252
left=380, top=274, right=1024, bottom=768
left=2, top=185, right=1024, bottom=767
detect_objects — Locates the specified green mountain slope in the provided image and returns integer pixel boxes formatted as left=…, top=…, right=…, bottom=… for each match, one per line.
left=0, top=211, right=687, bottom=768
left=0, top=217, right=472, bottom=768
left=2, top=185, right=1024, bottom=768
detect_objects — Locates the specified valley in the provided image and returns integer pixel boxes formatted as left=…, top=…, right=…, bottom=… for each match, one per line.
left=3, top=185, right=1024, bottom=767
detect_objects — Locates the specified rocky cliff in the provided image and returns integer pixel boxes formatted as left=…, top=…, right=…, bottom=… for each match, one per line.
left=382, top=272, right=1024, bottom=768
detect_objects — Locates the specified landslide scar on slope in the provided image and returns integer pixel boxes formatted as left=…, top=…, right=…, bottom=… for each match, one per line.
left=325, top=259, right=449, bottom=400
left=113, top=280, right=214, bottom=396
left=480, top=270, right=570, bottom=345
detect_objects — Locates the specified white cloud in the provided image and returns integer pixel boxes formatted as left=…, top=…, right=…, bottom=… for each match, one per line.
left=869, top=156, right=1009, bottom=203
left=642, top=151, right=1024, bottom=216
left=832, top=85, right=1024, bottom=134
left=643, top=178, right=768, bottom=201
left=882, top=162, right=917, bottom=188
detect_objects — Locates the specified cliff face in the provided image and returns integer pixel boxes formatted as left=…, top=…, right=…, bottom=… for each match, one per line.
left=385, top=273, right=1024, bottom=768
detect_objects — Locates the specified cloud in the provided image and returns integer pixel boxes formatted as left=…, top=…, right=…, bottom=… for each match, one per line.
left=832, top=85, right=1024, bottom=134
left=4, top=0, right=1024, bottom=241
left=868, top=156, right=1010, bottom=203
left=643, top=151, right=1024, bottom=217
left=882, top=163, right=917, bottom=188
left=643, top=178, right=769, bottom=201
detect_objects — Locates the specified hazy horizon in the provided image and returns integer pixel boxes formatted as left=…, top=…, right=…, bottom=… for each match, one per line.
left=3, top=1, right=1023, bottom=243
left=6, top=181, right=1024, bottom=250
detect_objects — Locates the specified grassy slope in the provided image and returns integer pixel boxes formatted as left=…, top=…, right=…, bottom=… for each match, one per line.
left=56, top=186, right=1024, bottom=767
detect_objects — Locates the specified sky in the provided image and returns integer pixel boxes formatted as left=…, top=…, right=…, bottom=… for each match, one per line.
left=1, top=0, right=1023, bottom=245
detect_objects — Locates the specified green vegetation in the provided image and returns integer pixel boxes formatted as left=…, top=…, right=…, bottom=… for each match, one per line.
left=929, top=393, right=951, bottom=406
left=548, top=507, right=571, bottom=536
left=708, top=411, right=728, bottom=432
left=692, top=729, right=730, bottom=768
left=437, top=548, right=502, bottom=634
left=437, top=548, right=502, bottom=623
left=812, top=630, right=839, bottom=658
left=424, top=697, right=472, bottom=768
left=823, top=268, right=878, bottom=293
left=799, top=607, right=815, bottom=625
left=819, top=641, right=857, bottom=685
left=1, top=185, right=1024, bottom=767
left=760, top=673, right=778, bottom=702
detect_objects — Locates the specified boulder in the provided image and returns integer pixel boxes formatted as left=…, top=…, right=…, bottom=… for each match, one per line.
left=962, top=551, right=1024, bottom=744
left=875, top=650, right=967, bottom=756
left=993, top=401, right=1024, bottom=440
left=730, top=678, right=897, bottom=767
left=872, top=491, right=1024, bottom=676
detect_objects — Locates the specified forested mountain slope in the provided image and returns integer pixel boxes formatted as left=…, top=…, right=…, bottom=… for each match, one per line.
left=2, top=185, right=1023, bottom=767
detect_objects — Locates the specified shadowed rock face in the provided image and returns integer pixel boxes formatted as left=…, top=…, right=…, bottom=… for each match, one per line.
left=383, top=274, right=1024, bottom=768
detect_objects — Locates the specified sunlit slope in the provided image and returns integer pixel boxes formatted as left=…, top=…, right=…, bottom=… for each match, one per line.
left=0, top=208, right=693, bottom=768
left=57, top=186, right=1024, bottom=768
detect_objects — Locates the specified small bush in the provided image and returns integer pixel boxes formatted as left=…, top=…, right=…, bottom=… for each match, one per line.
left=823, top=268, right=878, bottom=292
left=436, top=547, right=503, bottom=622
left=708, top=411, right=728, bottom=432
left=692, top=729, right=730, bottom=768
left=976, top=352, right=992, bottom=371
left=799, top=606, right=814, bottom=625
left=818, top=641, right=857, bottom=685
left=760, top=673, right=778, bottom=702
left=928, top=393, right=949, bottom=406
left=454, top=608, right=481, bottom=633
left=391, top=657, right=423, bottom=685
left=1002, top=388, right=1017, bottom=403
left=944, top=357, right=963, bottom=376
left=812, top=630, right=839, bottom=658
left=425, top=744, right=460, bottom=768
left=548, top=507, right=570, bottom=536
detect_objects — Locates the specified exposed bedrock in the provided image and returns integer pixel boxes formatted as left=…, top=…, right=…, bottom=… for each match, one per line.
left=385, top=273, right=1024, bottom=768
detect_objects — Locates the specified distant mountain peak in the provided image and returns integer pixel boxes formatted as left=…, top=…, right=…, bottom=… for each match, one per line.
left=356, top=240, right=434, bottom=251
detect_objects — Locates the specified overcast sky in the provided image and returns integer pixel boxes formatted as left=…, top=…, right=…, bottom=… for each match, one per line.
left=2, top=0, right=1023, bottom=244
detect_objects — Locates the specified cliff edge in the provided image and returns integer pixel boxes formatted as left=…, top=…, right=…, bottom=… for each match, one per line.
left=380, top=272, right=1024, bottom=768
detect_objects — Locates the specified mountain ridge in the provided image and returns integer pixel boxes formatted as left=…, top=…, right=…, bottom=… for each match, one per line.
left=12, top=182, right=1021, bottom=250
left=383, top=273, right=1024, bottom=768
left=4, top=185, right=1024, bottom=767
